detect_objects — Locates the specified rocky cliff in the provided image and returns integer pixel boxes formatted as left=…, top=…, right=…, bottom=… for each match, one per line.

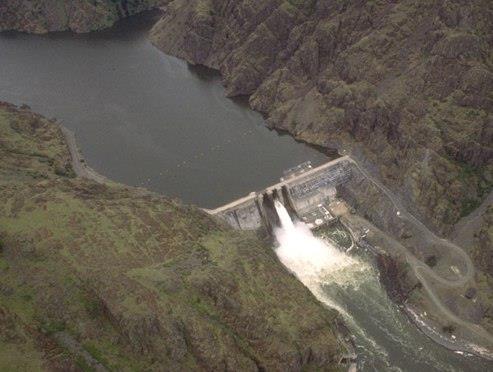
left=0, top=0, right=164, bottom=33
left=150, top=0, right=492, bottom=236
left=0, top=102, right=347, bottom=370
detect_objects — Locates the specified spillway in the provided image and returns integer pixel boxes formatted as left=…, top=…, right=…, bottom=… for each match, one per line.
left=1, top=12, right=491, bottom=371
left=271, top=199, right=490, bottom=371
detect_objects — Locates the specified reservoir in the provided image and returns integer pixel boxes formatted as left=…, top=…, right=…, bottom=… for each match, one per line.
left=0, top=12, right=328, bottom=209
left=0, top=11, right=490, bottom=372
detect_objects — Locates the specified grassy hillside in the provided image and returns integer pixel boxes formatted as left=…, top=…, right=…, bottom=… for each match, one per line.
left=0, top=102, right=346, bottom=371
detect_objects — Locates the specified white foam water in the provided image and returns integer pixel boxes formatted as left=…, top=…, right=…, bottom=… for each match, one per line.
left=273, top=200, right=359, bottom=286
left=272, top=200, right=392, bottom=367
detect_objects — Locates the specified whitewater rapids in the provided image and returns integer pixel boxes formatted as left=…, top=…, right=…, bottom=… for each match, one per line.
left=273, top=200, right=360, bottom=288
left=271, top=200, right=491, bottom=371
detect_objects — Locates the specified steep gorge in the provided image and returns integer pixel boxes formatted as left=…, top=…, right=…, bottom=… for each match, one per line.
left=1, top=1, right=492, bottom=367
left=150, top=0, right=492, bottom=236
left=0, top=102, right=348, bottom=370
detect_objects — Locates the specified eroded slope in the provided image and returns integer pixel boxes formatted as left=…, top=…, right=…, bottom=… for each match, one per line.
left=150, top=0, right=493, bottom=234
left=0, top=102, right=346, bottom=371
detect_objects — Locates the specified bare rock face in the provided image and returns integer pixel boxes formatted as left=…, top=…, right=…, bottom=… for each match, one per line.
left=474, top=206, right=493, bottom=275
left=0, top=0, right=164, bottom=33
left=150, top=0, right=493, bottom=234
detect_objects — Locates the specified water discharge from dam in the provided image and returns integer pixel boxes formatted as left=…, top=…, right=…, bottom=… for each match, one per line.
left=0, top=11, right=329, bottom=208
left=272, top=200, right=490, bottom=371
left=273, top=200, right=355, bottom=281
left=1, top=11, right=491, bottom=371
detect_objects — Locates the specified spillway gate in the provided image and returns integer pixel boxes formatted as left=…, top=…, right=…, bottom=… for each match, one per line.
left=207, top=156, right=353, bottom=231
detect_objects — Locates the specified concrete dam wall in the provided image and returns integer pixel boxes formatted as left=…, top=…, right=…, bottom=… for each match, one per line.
left=209, top=156, right=353, bottom=231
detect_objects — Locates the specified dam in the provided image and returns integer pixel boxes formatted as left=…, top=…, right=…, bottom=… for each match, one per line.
left=209, top=156, right=353, bottom=231
left=3, top=14, right=491, bottom=370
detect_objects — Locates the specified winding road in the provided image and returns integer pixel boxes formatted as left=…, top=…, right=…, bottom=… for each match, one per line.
left=345, top=157, right=493, bottom=350
left=61, top=126, right=110, bottom=184
left=60, top=126, right=493, bottom=354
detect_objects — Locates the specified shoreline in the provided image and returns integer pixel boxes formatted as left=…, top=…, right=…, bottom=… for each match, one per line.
left=374, top=248, right=493, bottom=362
left=1, top=3, right=490, bottom=365
left=56, top=117, right=359, bottom=372
left=60, top=126, right=110, bottom=184
left=57, top=110, right=492, bottom=366
left=404, top=305, right=493, bottom=361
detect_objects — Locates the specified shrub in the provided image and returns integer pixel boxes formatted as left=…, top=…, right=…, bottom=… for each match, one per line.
left=40, top=320, right=66, bottom=335
left=442, top=325, right=455, bottom=334
left=425, top=255, right=437, bottom=267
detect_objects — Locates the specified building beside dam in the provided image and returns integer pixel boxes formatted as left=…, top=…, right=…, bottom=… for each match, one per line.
left=208, top=156, right=353, bottom=231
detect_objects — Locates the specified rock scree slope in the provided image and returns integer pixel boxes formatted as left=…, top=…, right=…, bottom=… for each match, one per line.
left=0, top=102, right=348, bottom=371
left=149, top=0, right=493, bottom=305
left=150, top=0, right=492, bottom=236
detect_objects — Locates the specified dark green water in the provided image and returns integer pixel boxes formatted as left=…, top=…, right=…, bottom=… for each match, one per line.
left=318, top=261, right=492, bottom=372
left=0, top=12, right=491, bottom=372
left=0, top=12, right=327, bottom=209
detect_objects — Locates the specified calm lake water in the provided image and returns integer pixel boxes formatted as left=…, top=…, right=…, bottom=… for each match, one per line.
left=0, top=11, right=491, bottom=372
left=0, top=12, right=328, bottom=208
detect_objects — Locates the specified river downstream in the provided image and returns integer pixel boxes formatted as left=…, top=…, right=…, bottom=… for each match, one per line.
left=0, top=12, right=490, bottom=372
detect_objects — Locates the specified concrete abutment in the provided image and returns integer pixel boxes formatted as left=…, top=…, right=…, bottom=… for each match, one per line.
left=208, top=156, right=353, bottom=232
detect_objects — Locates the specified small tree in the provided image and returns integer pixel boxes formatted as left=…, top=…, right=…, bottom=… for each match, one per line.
left=442, top=325, right=455, bottom=334
left=425, top=255, right=437, bottom=268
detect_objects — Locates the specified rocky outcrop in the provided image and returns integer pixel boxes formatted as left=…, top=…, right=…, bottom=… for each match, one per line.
left=0, top=102, right=347, bottom=370
left=150, top=3, right=493, bottom=342
left=473, top=206, right=493, bottom=276
left=376, top=254, right=419, bottom=304
left=0, top=0, right=165, bottom=33
left=150, top=0, right=493, bottom=235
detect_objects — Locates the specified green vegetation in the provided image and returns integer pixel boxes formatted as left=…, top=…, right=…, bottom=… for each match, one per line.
left=0, top=344, right=45, bottom=371
left=452, top=158, right=492, bottom=219
left=316, top=223, right=353, bottom=249
left=461, top=197, right=481, bottom=218
left=425, top=255, right=437, bottom=268
left=285, top=0, right=317, bottom=15
left=75, top=356, right=93, bottom=372
left=420, top=97, right=492, bottom=220
left=0, top=102, right=345, bottom=370
left=442, top=325, right=456, bottom=334
left=83, top=342, right=110, bottom=368
left=40, top=320, right=66, bottom=335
